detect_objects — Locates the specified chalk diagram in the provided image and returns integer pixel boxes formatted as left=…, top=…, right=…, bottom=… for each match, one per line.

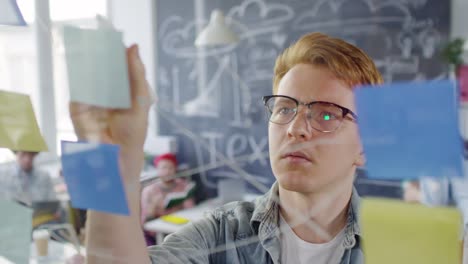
left=291, top=0, right=445, bottom=82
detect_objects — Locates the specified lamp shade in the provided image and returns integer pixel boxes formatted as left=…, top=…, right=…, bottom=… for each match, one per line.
left=0, top=0, right=26, bottom=26
left=195, top=9, right=239, bottom=47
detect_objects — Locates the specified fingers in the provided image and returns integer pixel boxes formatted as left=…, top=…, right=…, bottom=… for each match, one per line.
left=126, top=45, right=154, bottom=112
left=69, top=102, right=111, bottom=142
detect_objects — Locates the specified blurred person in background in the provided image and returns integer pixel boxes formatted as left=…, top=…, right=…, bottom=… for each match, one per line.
left=0, top=150, right=56, bottom=205
left=141, top=153, right=195, bottom=245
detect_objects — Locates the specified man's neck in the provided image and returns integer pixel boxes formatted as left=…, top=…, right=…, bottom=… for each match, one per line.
left=278, top=181, right=353, bottom=244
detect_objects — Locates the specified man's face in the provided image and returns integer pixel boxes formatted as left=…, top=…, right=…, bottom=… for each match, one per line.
left=16, top=151, right=37, bottom=173
left=157, top=159, right=177, bottom=182
left=268, top=64, right=364, bottom=194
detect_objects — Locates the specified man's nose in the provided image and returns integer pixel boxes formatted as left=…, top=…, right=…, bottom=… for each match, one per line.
left=286, top=109, right=313, bottom=140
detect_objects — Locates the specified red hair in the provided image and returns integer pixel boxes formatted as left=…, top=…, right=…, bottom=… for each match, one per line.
left=153, top=153, right=177, bottom=167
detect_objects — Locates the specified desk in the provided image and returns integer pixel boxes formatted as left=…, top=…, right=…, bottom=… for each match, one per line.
left=144, top=194, right=259, bottom=244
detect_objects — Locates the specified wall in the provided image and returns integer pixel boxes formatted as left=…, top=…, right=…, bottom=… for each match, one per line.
left=108, top=0, right=158, bottom=136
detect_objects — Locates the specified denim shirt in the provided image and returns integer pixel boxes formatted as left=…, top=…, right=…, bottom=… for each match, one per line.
left=149, top=182, right=363, bottom=264
left=0, top=163, right=56, bottom=205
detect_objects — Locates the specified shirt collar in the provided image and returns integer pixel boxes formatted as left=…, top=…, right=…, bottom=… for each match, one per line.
left=250, top=181, right=279, bottom=235
left=250, top=181, right=361, bottom=249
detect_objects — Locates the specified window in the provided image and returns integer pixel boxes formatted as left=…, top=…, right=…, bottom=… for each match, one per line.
left=0, top=0, right=108, bottom=163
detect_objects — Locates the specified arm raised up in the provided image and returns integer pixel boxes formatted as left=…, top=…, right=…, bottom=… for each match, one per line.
left=69, top=45, right=153, bottom=264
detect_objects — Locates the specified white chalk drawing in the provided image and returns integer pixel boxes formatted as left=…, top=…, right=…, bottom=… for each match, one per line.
left=171, top=66, right=181, bottom=114
left=397, top=29, right=414, bottom=59
left=159, top=0, right=295, bottom=60
left=169, top=151, right=270, bottom=184
left=418, top=25, right=441, bottom=59
left=289, top=0, right=444, bottom=82
left=188, top=61, right=198, bottom=81
left=411, top=72, right=446, bottom=82
left=292, top=0, right=412, bottom=32
left=160, top=16, right=248, bottom=58
left=227, top=0, right=295, bottom=27
left=230, top=54, right=243, bottom=127
left=161, top=111, right=271, bottom=192
left=226, top=133, right=269, bottom=167
left=182, top=55, right=230, bottom=117
left=165, top=108, right=271, bottom=189
left=248, top=136, right=268, bottom=166
left=226, top=134, right=249, bottom=161
left=225, top=54, right=253, bottom=127
left=374, top=56, right=419, bottom=82
left=158, top=66, right=170, bottom=87
left=271, top=32, right=287, bottom=49
left=241, top=41, right=280, bottom=83
left=201, top=132, right=224, bottom=165
left=399, top=0, right=429, bottom=9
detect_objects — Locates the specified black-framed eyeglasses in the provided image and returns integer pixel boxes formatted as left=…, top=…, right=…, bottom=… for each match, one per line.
left=262, top=95, right=358, bottom=133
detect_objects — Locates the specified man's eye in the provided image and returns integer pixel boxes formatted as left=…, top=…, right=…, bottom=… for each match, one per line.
left=277, top=107, right=294, bottom=115
left=319, top=112, right=337, bottom=121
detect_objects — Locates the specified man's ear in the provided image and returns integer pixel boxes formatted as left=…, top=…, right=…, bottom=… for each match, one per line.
left=354, top=150, right=366, bottom=167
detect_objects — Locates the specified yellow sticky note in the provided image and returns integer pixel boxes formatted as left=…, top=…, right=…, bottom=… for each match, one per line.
left=0, top=90, right=48, bottom=151
left=161, top=215, right=190, bottom=225
left=361, top=198, right=463, bottom=264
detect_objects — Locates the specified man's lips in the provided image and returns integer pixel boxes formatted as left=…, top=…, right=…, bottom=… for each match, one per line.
left=281, top=151, right=311, bottom=162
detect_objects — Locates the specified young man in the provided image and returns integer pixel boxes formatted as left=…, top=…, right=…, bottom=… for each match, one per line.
left=0, top=151, right=56, bottom=205
left=69, top=33, right=382, bottom=263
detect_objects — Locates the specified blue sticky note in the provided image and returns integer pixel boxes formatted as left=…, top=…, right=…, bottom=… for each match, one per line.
left=0, top=0, right=26, bottom=26
left=61, top=141, right=129, bottom=215
left=0, top=199, right=32, bottom=264
left=356, top=80, right=463, bottom=180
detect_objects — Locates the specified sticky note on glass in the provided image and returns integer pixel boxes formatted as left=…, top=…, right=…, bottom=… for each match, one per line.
left=0, top=90, right=48, bottom=152
left=361, top=198, right=463, bottom=264
left=62, top=24, right=131, bottom=108
left=356, top=80, right=463, bottom=179
left=0, top=0, right=26, bottom=26
left=61, top=141, right=129, bottom=215
left=0, top=199, right=32, bottom=264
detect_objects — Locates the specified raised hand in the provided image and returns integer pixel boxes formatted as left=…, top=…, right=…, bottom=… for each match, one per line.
left=69, top=45, right=153, bottom=152
left=70, top=45, right=155, bottom=264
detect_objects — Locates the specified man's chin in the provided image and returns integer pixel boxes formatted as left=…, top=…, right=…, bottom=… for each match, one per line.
left=278, top=177, right=322, bottom=194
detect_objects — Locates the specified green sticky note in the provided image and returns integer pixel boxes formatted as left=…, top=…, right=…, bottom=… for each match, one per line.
left=361, top=198, right=463, bottom=264
left=62, top=24, right=131, bottom=109
left=0, top=200, right=33, bottom=264
left=0, top=90, right=48, bottom=152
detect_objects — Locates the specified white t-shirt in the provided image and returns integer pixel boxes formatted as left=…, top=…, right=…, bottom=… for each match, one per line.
left=280, top=214, right=346, bottom=264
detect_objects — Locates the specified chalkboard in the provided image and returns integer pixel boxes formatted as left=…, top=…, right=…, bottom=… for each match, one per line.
left=155, top=0, right=450, bottom=195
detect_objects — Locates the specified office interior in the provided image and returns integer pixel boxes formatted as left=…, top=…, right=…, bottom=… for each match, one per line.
left=1, top=0, right=468, bottom=263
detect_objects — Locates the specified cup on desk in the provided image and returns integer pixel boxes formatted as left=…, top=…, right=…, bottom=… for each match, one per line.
left=33, top=229, right=50, bottom=257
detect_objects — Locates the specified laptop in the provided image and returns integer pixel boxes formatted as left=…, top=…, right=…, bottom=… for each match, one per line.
left=31, top=201, right=61, bottom=227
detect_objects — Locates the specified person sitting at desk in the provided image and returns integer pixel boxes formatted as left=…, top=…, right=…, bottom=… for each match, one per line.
left=0, top=150, right=62, bottom=228
left=0, top=151, right=57, bottom=205
left=141, top=153, right=195, bottom=245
